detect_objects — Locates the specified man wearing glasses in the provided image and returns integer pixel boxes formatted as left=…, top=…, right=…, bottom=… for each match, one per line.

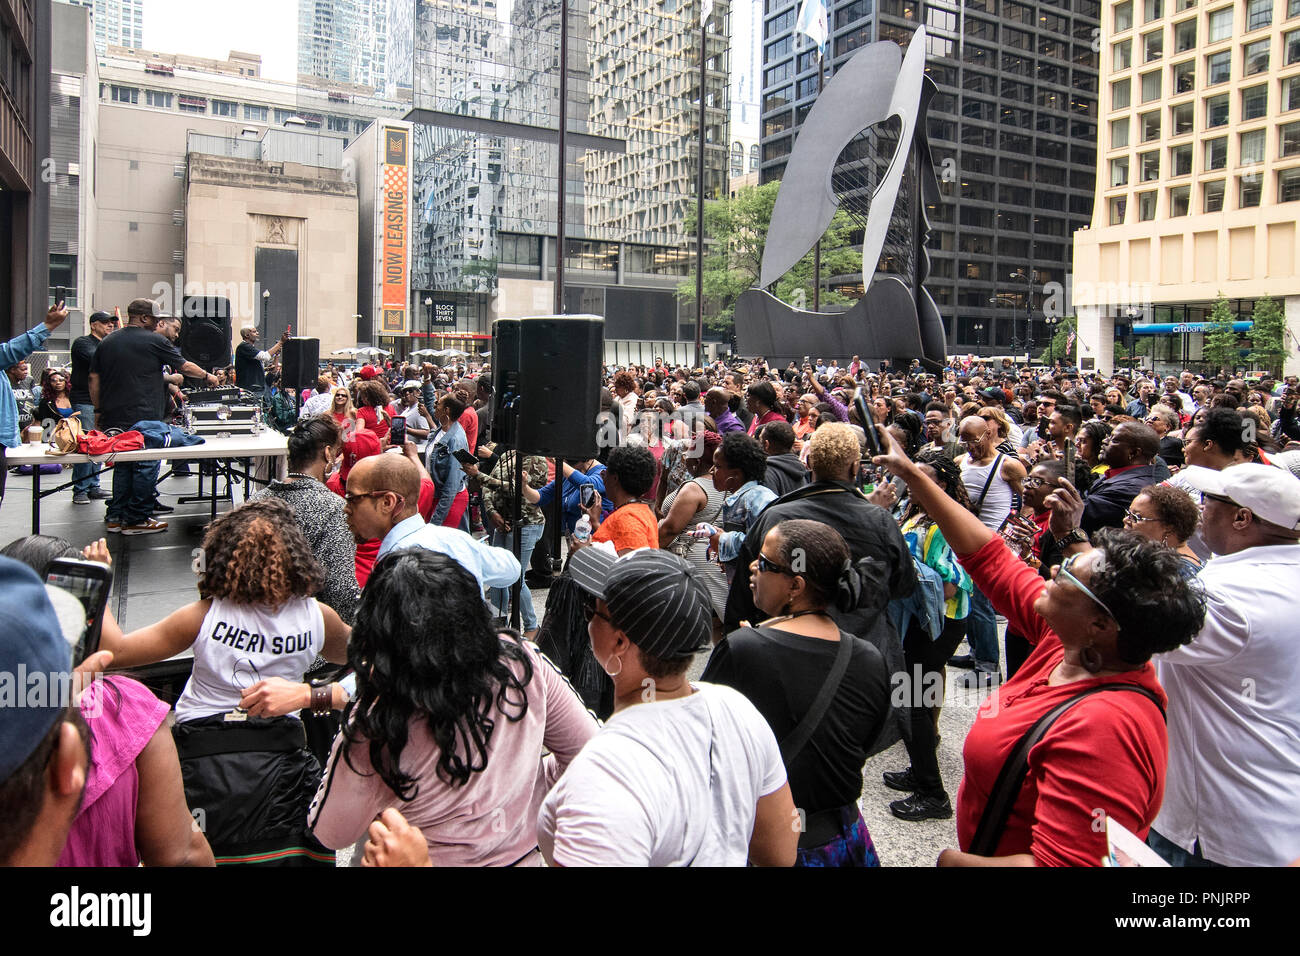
left=343, top=453, right=518, bottom=594
left=69, top=309, right=118, bottom=504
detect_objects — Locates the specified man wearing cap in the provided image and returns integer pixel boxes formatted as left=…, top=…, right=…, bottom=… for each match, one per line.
left=1147, top=464, right=1300, bottom=867
left=0, top=557, right=98, bottom=865
left=89, top=298, right=217, bottom=534
left=395, top=380, right=433, bottom=448
left=233, top=325, right=287, bottom=402
left=68, top=309, right=119, bottom=504
left=537, top=547, right=798, bottom=867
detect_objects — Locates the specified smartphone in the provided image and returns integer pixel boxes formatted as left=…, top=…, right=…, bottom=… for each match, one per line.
left=854, top=395, right=884, bottom=457
left=55, top=286, right=67, bottom=308
left=46, top=558, right=113, bottom=666
left=1064, top=437, right=1076, bottom=478
left=388, top=416, right=406, bottom=447
left=453, top=447, right=479, bottom=466
left=580, top=484, right=597, bottom=508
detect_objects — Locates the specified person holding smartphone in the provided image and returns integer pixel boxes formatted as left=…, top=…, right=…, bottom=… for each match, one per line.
left=426, top=393, right=470, bottom=527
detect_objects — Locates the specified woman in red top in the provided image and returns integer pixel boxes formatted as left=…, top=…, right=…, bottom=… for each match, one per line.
left=744, top=381, right=787, bottom=436
left=871, top=427, right=1206, bottom=866
left=355, top=380, right=392, bottom=442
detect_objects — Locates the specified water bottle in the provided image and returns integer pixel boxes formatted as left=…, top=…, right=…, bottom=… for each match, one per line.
left=573, top=514, right=593, bottom=543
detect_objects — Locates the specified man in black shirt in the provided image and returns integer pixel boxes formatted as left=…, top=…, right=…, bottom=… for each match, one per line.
left=234, top=325, right=286, bottom=400
left=89, top=298, right=217, bottom=534
left=68, top=310, right=118, bottom=504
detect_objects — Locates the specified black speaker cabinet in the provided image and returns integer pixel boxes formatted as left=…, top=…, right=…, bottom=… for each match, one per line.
left=490, top=318, right=520, bottom=446
left=180, top=296, right=233, bottom=372
left=514, top=315, right=604, bottom=459
left=282, top=337, right=320, bottom=392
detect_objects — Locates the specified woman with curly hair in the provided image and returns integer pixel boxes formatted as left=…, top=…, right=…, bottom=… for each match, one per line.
left=308, top=549, right=598, bottom=866
left=355, top=379, right=393, bottom=442
left=104, top=498, right=351, bottom=866
left=1122, top=484, right=1202, bottom=572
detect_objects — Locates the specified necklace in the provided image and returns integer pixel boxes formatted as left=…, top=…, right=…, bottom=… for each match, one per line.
left=760, top=608, right=830, bottom=626
left=286, top=472, right=317, bottom=482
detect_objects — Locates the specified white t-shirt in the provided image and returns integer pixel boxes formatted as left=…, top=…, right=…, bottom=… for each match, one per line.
left=175, top=596, right=324, bottom=722
left=537, top=681, right=786, bottom=867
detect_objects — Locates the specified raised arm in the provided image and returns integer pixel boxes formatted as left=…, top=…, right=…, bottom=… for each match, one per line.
left=106, top=599, right=212, bottom=669
left=872, top=424, right=995, bottom=556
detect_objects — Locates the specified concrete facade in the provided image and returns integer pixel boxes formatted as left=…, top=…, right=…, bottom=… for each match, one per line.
left=184, top=154, right=359, bottom=358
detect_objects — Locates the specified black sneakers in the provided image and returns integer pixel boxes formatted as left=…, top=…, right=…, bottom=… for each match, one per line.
left=889, top=792, right=953, bottom=822
left=883, top=768, right=920, bottom=793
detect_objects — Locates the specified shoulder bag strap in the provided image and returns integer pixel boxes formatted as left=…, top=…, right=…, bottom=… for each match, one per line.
left=972, top=452, right=1005, bottom=515
left=779, top=633, right=855, bottom=766
left=968, top=683, right=1165, bottom=857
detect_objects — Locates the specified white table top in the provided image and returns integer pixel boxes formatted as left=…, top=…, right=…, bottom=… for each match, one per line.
left=6, top=430, right=289, bottom=467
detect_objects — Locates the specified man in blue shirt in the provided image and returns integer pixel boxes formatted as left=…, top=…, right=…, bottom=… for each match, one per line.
left=0, top=304, right=70, bottom=505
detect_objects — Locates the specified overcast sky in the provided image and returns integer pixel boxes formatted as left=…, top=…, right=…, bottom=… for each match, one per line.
left=143, top=0, right=298, bottom=82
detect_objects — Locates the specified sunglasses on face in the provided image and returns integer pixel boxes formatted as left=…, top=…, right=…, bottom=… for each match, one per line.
left=756, top=553, right=792, bottom=575
left=1055, top=553, right=1116, bottom=622
left=582, top=598, right=613, bottom=624
left=1123, top=508, right=1159, bottom=524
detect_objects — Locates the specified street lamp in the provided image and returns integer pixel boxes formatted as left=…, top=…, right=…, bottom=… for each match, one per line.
left=973, top=322, right=986, bottom=357
left=423, top=296, right=433, bottom=344
left=1124, top=307, right=1139, bottom=373
left=1044, top=315, right=1061, bottom=367
left=989, top=296, right=1015, bottom=356
left=1010, top=269, right=1034, bottom=365
left=261, top=289, right=270, bottom=341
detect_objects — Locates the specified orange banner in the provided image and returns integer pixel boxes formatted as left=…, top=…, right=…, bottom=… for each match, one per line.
left=380, top=126, right=409, bottom=332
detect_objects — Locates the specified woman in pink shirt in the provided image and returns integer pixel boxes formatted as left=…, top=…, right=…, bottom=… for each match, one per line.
left=308, top=549, right=599, bottom=866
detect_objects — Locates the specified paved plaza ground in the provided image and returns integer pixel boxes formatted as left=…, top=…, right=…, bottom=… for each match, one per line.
left=3, top=463, right=994, bottom=867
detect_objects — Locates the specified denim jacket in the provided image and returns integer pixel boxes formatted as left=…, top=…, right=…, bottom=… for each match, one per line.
left=425, top=420, right=467, bottom=525
left=716, top=480, right=777, bottom=564
left=0, top=324, right=51, bottom=448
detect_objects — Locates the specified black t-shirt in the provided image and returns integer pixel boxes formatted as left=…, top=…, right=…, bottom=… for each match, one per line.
left=234, top=342, right=267, bottom=394
left=70, top=333, right=100, bottom=405
left=701, top=626, right=890, bottom=813
left=89, top=326, right=186, bottom=431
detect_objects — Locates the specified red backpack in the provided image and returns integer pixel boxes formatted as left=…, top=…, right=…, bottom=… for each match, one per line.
left=77, top=430, right=145, bottom=456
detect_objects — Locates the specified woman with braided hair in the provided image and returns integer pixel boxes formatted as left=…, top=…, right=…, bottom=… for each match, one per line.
left=104, top=498, right=351, bottom=866
left=882, top=449, right=976, bottom=822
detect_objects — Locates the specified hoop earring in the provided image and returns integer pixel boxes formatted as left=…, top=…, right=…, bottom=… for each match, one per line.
left=1080, top=643, right=1104, bottom=674
left=603, top=654, right=623, bottom=678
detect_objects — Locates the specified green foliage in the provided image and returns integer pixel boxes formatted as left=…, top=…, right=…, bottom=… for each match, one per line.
left=1202, top=294, right=1241, bottom=377
left=1036, top=316, right=1077, bottom=365
left=679, top=180, right=862, bottom=333
left=1246, top=294, right=1289, bottom=377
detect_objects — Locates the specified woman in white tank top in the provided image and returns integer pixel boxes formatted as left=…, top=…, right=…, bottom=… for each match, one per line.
left=104, top=499, right=350, bottom=866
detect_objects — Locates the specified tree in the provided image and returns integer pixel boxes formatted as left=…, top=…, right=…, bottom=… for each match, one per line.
left=679, top=180, right=862, bottom=334
left=1037, top=316, right=1076, bottom=365
left=1247, top=294, right=1290, bottom=376
left=1202, top=294, right=1240, bottom=378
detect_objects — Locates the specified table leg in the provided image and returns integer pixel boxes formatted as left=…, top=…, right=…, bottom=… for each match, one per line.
left=31, top=466, right=40, bottom=535
left=210, top=461, right=218, bottom=523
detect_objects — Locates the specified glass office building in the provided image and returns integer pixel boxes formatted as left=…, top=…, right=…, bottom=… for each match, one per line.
left=389, top=0, right=731, bottom=344
left=759, top=0, right=1100, bottom=356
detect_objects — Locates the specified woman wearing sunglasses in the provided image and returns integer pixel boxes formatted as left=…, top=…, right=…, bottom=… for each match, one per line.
left=701, top=519, right=893, bottom=866
left=871, top=426, right=1206, bottom=867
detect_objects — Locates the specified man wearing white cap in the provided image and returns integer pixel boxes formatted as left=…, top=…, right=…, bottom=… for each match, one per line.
left=1149, top=463, right=1300, bottom=867
left=395, top=380, right=433, bottom=449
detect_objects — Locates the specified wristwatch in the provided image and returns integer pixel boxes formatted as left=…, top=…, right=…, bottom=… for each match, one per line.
left=1054, top=528, right=1089, bottom=548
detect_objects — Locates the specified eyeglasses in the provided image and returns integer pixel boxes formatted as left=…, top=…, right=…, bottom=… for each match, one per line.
left=756, top=553, right=793, bottom=575
left=1055, top=553, right=1116, bottom=622
left=1123, top=508, right=1160, bottom=524
left=582, top=598, right=613, bottom=624
left=343, top=490, right=404, bottom=506
left=1022, top=476, right=1053, bottom=488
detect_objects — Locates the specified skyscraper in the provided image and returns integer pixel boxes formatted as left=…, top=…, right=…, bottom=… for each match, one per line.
left=59, top=0, right=145, bottom=54
left=759, top=1, right=1101, bottom=357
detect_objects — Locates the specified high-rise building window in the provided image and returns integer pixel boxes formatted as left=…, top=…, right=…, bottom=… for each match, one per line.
left=1203, top=179, right=1226, bottom=210
left=1278, top=166, right=1300, bottom=201
left=1240, top=128, right=1266, bottom=164
left=1142, top=70, right=1163, bottom=100
left=1205, top=135, right=1229, bottom=168
left=1143, top=29, right=1164, bottom=61
left=1113, top=77, right=1132, bottom=108
left=1115, top=0, right=1134, bottom=30
left=1171, top=142, right=1194, bottom=174
left=1243, top=38, right=1270, bottom=75
left=1144, top=0, right=1163, bottom=21
left=1290, top=0, right=1300, bottom=17
left=1288, top=28, right=1300, bottom=63
left=145, top=90, right=172, bottom=108
left=1246, top=0, right=1273, bottom=30
left=1109, top=196, right=1128, bottom=223
left=1206, top=92, right=1230, bottom=126
left=111, top=85, right=139, bottom=104
left=1169, top=184, right=1191, bottom=214
left=1140, top=149, right=1161, bottom=180
left=1242, top=83, right=1268, bottom=119
left=1171, top=101, right=1195, bottom=133
left=1208, top=6, right=1235, bottom=42
left=1239, top=175, right=1263, bottom=207
left=1285, top=75, right=1300, bottom=111
left=1174, top=18, right=1197, bottom=51
left=1111, top=156, right=1131, bottom=185
left=1114, top=39, right=1133, bottom=70
left=1172, top=59, right=1195, bottom=92
left=212, top=100, right=238, bottom=117
left=1137, top=190, right=1157, bottom=220
left=1111, top=116, right=1131, bottom=147
left=244, top=105, right=268, bottom=122
left=1207, top=50, right=1231, bottom=84
left=1141, top=109, right=1162, bottom=140
left=1281, top=120, right=1300, bottom=155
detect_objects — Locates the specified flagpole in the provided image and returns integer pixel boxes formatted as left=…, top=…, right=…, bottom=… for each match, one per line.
left=695, top=1, right=709, bottom=369
left=812, top=54, right=824, bottom=312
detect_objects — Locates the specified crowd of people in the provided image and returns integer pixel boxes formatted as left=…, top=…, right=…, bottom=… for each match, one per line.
left=1, top=309, right=1298, bottom=868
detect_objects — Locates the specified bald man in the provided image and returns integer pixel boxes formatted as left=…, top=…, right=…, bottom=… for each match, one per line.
left=344, top=455, right=519, bottom=592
